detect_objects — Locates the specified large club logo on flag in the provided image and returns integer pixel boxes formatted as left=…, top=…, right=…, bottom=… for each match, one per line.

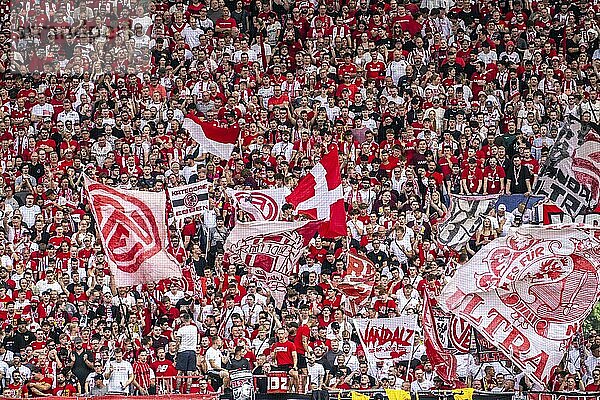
left=438, top=224, right=600, bottom=385
left=286, top=149, right=346, bottom=237
left=226, top=188, right=290, bottom=221
left=224, top=220, right=321, bottom=308
left=84, top=176, right=183, bottom=286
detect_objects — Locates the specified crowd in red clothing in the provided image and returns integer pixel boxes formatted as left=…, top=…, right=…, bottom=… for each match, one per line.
left=0, top=0, right=600, bottom=396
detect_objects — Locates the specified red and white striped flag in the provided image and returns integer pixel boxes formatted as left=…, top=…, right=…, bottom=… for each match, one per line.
left=84, top=176, right=183, bottom=287
left=422, top=290, right=463, bottom=387
left=183, top=114, right=239, bottom=160
left=286, top=149, right=347, bottom=237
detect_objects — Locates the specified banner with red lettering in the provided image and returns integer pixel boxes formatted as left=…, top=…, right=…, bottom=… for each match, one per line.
left=353, top=316, right=417, bottom=374
left=438, top=224, right=600, bottom=386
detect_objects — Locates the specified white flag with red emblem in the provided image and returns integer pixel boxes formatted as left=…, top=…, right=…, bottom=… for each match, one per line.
left=183, top=114, right=240, bottom=160
left=438, top=224, right=600, bottom=386
left=226, top=187, right=290, bottom=221
left=84, top=176, right=183, bottom=287
left=224, top=220, right=321, bottom=308
left=334, top=253, right=375, bottom=315
left=285, top=149, right=346, bottom=237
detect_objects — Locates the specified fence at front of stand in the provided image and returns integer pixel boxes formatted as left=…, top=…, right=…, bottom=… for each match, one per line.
left=153, top=375, right=600, bottom=400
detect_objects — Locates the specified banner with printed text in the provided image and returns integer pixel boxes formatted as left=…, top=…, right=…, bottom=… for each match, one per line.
left=438, top=224, right=600, bottom=386
left=224, top=220, right=321, bottom=308
left=533, top=121, right=600, bottom=217
left=167, top=181, right=210, bottom=221
left=354, top=316, right=417, bottom=374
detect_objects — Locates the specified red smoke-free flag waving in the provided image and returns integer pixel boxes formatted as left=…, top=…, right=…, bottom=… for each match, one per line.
left=84, top=175, right=183, bottom=287
left=335, top=253, right=375, bottom=315
left=183, top=114, right=239, bottom=160
left=422, top=290, right=464, bottom=388
left=286, top=149, right=347, bottom=237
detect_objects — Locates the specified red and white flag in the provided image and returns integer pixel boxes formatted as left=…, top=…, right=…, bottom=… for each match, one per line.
left=84, top=176, right=183, bottom=287
left=183, top=114, right=239, bottom=160
left=422, top=291, right=462, bottom=387
left=353, top=316, right=417, bottom=375
left=224, top=220, right=321, bottom=308
left=334, top=253, right=375, bottom=315
left=286, top=149, right=346, bottom=237
left=438, top=224, right=600, bottom=386
left=226, top=187, right=290, bottom=221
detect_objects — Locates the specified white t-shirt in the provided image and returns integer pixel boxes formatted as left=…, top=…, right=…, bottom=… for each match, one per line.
left=105, top=359, right=133, bottom=394
left=411, top=378, right=434, bottom=392
left=176, top=323, right=198, bottom=352
left=205, top=347, right=223, bottom=371
left=307, top=362, right=325, bottom=387
left=19, top=204, right=41, bottom=228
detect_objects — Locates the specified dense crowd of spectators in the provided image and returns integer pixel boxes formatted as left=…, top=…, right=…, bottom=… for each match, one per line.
left=0, top=0, right=600, bottom=397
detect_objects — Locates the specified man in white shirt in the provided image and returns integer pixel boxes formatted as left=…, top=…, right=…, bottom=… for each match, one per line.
left=175, top=313, right=199, bottom=393
left=411, top=368, right=434, bottom=392
left=205, top=336, right=230, bottom=389
left=35, top=270, right=63, bottom=294
left=104, top=348, right=133, bottom=394
left=306, top=351, right=325, bottom=389
left=18, top=194, right=41, bottom=229
left=30, top=93, right=54, bottom=122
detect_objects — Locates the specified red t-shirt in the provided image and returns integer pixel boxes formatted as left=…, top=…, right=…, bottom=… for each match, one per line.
left=150, top=360, right=177, bottom=376
left=294, top=325, right=310, bottom=355
left=461, top=167, right=483, bottom=193
left=482, top=165, right=506, bottom=194
left=270, top=340, right=296, bottom=367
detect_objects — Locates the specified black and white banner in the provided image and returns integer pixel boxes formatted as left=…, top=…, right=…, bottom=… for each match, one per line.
left=437, top=194, right=498, bottom=250
left=168, top=181, right=210, bottom=221
left=533, top=122, right=600, bottom=217
left=230, top=370, right=254, bottom=400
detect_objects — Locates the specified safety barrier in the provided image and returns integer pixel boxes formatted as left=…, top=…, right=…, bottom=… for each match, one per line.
left=2, top=390, right=600, bottom=400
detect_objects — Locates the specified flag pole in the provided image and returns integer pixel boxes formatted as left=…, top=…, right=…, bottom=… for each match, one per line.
left=405, top=328, right=417, bottom=383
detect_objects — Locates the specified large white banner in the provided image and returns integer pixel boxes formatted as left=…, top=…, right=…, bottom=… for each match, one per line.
left=84, top=176, right=182, bottom=287
left=224, top=220, right=321, bottom=308
left=168, top=181, right=210, bottom=221
left=438, top=224, right=600, bottom=385
left=354, top=316, right=417, bottom=373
